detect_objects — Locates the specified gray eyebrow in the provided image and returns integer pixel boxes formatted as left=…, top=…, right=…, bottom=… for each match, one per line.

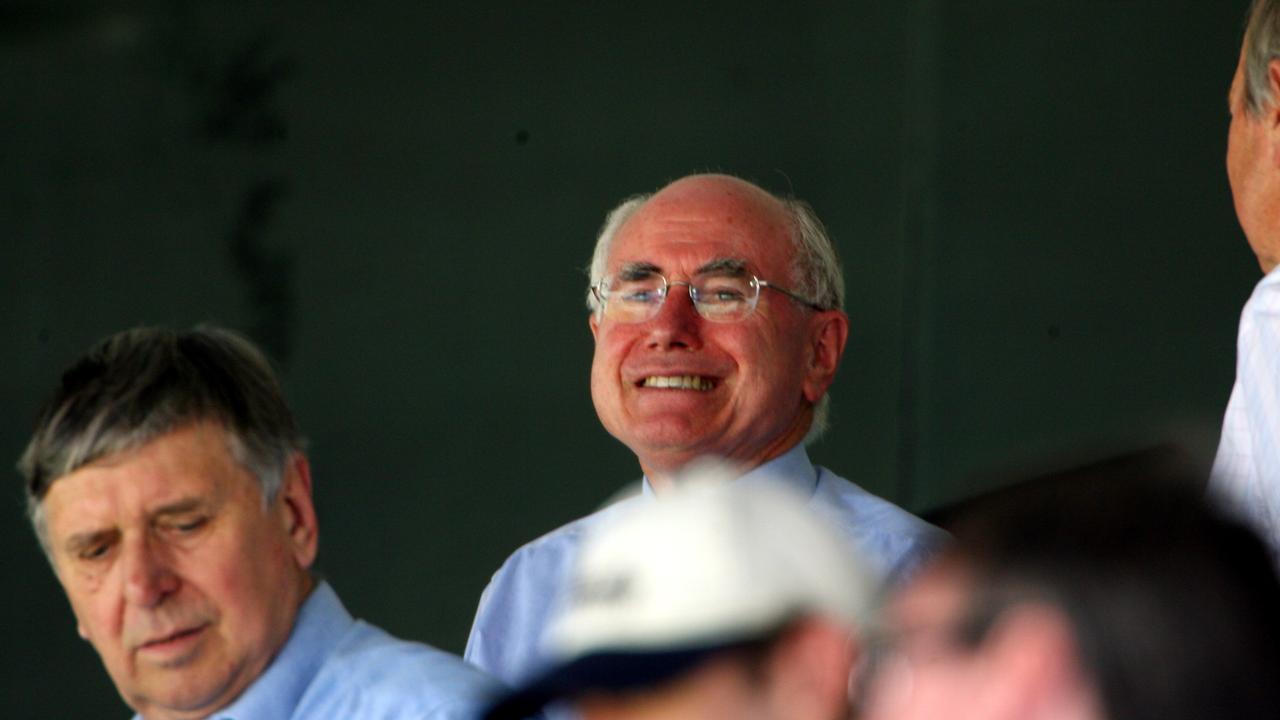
left=617, top=262, right=662, bottom=281
left=696, top=258, right=749, bottom=276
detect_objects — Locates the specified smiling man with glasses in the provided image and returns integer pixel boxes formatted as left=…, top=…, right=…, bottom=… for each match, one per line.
left=465, top=173, right=946, bottom=691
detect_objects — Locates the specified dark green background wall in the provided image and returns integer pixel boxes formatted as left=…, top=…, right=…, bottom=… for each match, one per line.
left=2, top=1, right=1256, bottom=715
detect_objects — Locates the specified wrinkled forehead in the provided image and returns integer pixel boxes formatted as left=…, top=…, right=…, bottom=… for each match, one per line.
left=43, top=424, right=249, bottom=525
left=607, top=185, right=797, bottom=280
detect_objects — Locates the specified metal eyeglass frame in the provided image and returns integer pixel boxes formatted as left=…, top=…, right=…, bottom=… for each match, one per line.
left=590, top=272, right=825, bottom=323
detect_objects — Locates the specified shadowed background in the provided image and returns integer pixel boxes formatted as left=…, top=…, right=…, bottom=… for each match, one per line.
left=1, top=0, right=1254, bottom=714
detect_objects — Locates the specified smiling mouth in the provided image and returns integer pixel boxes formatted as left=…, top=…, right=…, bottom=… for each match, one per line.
left=640, top=375, right=716, bottom=390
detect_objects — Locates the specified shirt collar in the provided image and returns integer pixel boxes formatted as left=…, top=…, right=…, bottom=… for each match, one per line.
left=135, top=581, right=352, bottom=720
left=640, top=444, right=819, bottom=499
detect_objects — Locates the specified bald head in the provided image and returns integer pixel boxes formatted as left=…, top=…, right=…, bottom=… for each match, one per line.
left=588, top=174, right=845, bottom=314
left=637, top=175, right=795, bottom=238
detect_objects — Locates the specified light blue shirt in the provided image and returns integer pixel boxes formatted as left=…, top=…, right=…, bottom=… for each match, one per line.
left=136, top=582, right=504, bottom=719
left=1212, top=266, right=1280, bottom=559
left=464, top=445, right=948, bottom=685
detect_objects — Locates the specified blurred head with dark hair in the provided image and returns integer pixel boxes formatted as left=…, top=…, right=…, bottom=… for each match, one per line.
left=860, top=450, right=1280, bottom=720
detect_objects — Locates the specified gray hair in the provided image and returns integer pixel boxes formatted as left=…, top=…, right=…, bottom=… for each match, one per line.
left=1243, top=0, right=1280, bottom=115
left=18, top=325, right=304, bottom=547
left=583, top=179, right=846, bottom=441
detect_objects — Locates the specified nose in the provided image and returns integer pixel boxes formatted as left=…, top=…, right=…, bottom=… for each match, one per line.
left=644, top=282, right=703, bottom=350
left=121, top=536, right=179, bottom=608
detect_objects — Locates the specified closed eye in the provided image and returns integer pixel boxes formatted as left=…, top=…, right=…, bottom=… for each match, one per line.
left=79, top=542, right=112, bottom=561
left=161, top=515, right=209, bottom=535
left=65, top=530, right=119, bottom=563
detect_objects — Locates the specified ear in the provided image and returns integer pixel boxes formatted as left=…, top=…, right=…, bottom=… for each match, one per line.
left=802, top=310, right=849, bottom=404
left=1269, top=59, right=1280, bottom=125
left=275, top=453, right=319, bottom=570
left=588, top=311, right=600, bottom=341
left=763, top=619, right=858, bottom=720
left=1268, top=60, right=1280, bottom=163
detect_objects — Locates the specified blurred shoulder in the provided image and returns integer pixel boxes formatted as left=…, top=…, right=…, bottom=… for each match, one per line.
left=811, top=466, right=948, bottom=581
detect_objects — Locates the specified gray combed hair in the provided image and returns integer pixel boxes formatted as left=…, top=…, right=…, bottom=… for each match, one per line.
left=583, top=179, right=846, bottom=441
left=18, top=325, right=304, bottom=547
left=1244, top=0, right=1280, bottom=116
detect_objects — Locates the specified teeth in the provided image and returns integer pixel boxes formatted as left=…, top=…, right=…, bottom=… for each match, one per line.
left=642, top=375, right=713, bottom=390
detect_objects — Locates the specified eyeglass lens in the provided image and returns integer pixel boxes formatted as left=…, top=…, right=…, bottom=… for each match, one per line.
left=601, top=273, right=760, bottom=322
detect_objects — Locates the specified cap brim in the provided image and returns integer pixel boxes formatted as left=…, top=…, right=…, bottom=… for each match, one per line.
left=482, top=640, right=757, bottom=720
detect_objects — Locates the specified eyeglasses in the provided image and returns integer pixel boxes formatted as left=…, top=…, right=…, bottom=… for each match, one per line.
left=856, top=604, right=1002, bottom=689
left=590, top=272, right=824, bottom=323
left=850, top=619, right=979, bottom=705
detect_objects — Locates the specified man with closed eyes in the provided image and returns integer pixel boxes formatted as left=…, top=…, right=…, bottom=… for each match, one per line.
left=19, top=325, right=505, bottom=719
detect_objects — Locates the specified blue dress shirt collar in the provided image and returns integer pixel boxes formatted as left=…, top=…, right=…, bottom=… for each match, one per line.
left=639, top=444, right=819, bottom=499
